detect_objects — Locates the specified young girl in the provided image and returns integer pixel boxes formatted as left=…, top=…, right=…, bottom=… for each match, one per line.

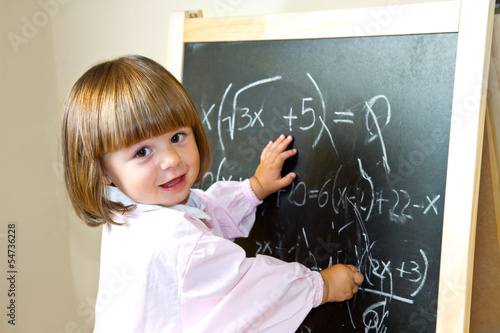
left=61, top=55, right=364, bottom=332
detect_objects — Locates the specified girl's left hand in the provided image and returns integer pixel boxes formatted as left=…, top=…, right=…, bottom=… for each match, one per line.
left=250, top=134, right=297, bottom=200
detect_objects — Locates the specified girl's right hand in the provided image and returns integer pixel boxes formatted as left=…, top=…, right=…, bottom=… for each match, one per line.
left=250, top=134, right=297, bottom=200
left=319, top=264, right=364, bottom=304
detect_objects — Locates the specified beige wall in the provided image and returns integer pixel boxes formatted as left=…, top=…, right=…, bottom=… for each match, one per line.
left=1, top=1, right=77, bottom=333
left=1, top=1, right=497, bottom=332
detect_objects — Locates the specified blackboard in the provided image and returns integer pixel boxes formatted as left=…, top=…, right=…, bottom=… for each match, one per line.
left=183, top=33, right=458, bottom=332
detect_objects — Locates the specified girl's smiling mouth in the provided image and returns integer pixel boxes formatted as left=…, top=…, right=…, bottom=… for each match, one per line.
left=160, top=175, right=186, bottom=190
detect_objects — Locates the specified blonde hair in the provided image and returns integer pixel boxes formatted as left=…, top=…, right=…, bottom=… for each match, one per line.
left=61, top=55, right=211, bottom=226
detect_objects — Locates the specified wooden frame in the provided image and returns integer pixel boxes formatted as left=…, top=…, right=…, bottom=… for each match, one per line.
left=166, top=1, right=495, bottom=331
left=487, top=16, right=500, bottom=257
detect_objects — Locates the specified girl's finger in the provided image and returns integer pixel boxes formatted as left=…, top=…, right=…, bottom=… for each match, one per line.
left=346, top=265, right=359, bottom=272
left=260, top=140, right=273, bottom=160
left=266, top=135, right=293, bottom=156
left=276, top=148, right=297, bottom=162
left=354, top=272, right=364, bottom=285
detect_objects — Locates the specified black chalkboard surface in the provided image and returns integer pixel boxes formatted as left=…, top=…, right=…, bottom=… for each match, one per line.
left=183, top=33, right=458, bottom=332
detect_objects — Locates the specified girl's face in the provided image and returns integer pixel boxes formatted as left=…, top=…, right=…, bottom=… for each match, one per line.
left=102, top=127, right=200, bottom=207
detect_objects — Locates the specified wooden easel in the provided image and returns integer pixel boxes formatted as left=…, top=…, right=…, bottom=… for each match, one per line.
left=166, top=1, right=495, bottom=331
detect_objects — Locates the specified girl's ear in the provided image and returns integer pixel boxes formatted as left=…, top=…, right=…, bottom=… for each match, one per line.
left=100, top=158, right=115, bottom=185
left=101, top=172, right=113, bottom=185
left=99, top=159, right=113, bottom=185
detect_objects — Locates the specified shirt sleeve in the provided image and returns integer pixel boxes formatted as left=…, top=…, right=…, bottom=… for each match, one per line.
left=180, top=231, right=324, bottom=333
left=192, top=179, right=262, bottom=240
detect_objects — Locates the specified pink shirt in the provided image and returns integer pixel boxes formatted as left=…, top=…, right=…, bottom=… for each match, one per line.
left=93, top=179, right=323, bottom=332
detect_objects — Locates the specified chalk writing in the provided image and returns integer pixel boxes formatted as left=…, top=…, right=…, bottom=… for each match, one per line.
left=184, top=32, right=457, bottom=332
left=195, top=73, right=442, bottom=331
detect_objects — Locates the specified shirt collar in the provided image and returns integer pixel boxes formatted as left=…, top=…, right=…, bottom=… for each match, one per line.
left=106, top=185, right=211, bottom=221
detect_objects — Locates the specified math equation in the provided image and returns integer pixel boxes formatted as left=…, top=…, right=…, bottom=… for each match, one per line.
left=184, top=33, right=456, bottom=332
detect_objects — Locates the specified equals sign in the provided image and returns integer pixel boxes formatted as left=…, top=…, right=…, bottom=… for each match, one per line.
left=333, top=110, right=354, bottom=124
left=308, top=190, right=319, bottom=199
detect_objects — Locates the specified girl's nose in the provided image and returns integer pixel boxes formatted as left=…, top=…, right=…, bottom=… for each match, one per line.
left=158, top=149, right=182, bottom=170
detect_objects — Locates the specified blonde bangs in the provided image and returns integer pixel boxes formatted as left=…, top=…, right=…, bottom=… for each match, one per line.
left=73, top=57, right=198, bottom=157
left=97, top=81, right=198, bottom=156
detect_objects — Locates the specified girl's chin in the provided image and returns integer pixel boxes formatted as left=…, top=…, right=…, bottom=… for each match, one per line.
left=155, top=189, right=191, bottom=207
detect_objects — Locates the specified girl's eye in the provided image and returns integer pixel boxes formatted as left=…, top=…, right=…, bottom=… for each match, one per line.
left=134, top=147, right=151, bottom=158
left=171, top=133, right=186, bottom=144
